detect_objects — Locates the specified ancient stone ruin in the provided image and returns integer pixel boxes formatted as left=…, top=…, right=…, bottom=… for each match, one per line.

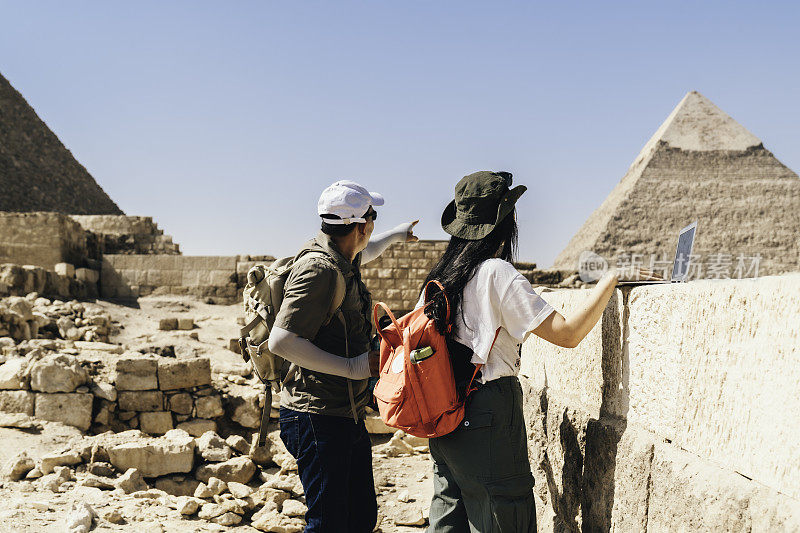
left=553, top=91, right=800, bottom=277
left=1, top=74, right=798, bottom=531
left=0, top=72, right=121, bottom=215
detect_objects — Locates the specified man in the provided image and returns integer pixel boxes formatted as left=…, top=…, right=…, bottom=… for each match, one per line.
left=268, top=180, right=418, bottom=532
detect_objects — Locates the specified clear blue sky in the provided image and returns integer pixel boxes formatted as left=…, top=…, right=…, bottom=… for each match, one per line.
left=2, top=1, right=798, bottom=265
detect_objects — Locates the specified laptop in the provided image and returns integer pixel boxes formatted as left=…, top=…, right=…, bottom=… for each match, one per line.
left=617, top=221, right=698, bottom=286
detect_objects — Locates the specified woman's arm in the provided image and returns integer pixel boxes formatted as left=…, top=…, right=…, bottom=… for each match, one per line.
left=531, top=269, right=619, bottom=348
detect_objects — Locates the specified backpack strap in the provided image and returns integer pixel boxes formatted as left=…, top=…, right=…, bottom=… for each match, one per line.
left=464, top=328, right=502, bottom=397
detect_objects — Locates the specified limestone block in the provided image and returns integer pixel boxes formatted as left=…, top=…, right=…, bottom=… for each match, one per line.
left=177, top=318, right=194, bottom=330
left=139, top=411, right=174, bottom=435
left=75, top=268, right=99, bottom=284
left=520, top=288, right=624, bottom=418
left=195, top=456, right=256, bottom=484
left=196, top=431, right=233, bottom=462
left=168, top=392, right=193, bottom=414
left=34, top=392, right=93, bottom=430
left=0, top=358, right=28, bottom=390
left=29, top=354, right=88, bottom=393
left=154, top=475, right=200, bottom=497
left=118, top=390, right=163, bottom=412
left=195, top=395, right=224, bottom=419
left=0, top=390, right=35, bottom=415
left=157, top=358, right=211, bottom=390
left=159, top=318, right=178, bottom=331
left=626, top=275, right=800, bottom=499
left=108, top=429, right=195, bottom=477
left=55, top=263, right=75, bottom=278
left=224, top=384, right=261, bottom=428
left=115, top=358, right=158, bottom=390
left=114, top=468, right=148, bottom=493
left=646, top=441, right=800, bottom=532
left=176, top=418, right=217, bottom=437
left=40, top=451, right=82, bottom=474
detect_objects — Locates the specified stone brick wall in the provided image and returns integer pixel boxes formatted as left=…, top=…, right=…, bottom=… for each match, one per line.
left=0, top=212, right=91, bottom=270
left=520, top=274, right=800, bottom=530
left=361, top=240, right=448, bottom=313
left=101, top=255, right=238, bottom=301
left=71, top=215, right=180, bottom=255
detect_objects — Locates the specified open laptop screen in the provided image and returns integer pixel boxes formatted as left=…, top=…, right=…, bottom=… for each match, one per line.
left=671, top=222, right=697, bottom=281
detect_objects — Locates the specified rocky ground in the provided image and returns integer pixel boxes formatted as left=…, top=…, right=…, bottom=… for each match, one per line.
left=0, top=295, right=433, bottom=532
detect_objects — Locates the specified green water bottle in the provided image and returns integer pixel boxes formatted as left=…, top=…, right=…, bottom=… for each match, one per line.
left=409, top=346, right=434, bottom=364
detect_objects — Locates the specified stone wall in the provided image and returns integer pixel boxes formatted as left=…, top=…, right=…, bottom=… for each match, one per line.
left=520, top=274, right=800, bottom=531
left=101, top=255, right=238, bottom=301
left=71, top=215, right=180, bottom=255
left=0, top=212, right=91, bottom=270
left=361, top=240, right=449, bottom=312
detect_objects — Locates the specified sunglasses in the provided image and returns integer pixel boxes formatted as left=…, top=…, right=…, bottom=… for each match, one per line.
left=363, top=208, right=378, bottom=221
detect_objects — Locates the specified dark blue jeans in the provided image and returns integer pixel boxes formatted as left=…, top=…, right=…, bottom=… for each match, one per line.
left=279, top=407, right=377, bottom=533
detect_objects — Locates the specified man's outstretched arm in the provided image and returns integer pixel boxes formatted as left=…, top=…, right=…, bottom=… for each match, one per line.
left=362, top=221, right=419, bottom=264
left=268, top=327, right=373, bottom=379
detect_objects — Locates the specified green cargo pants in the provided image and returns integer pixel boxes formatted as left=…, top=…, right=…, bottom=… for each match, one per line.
left=427, top=376, right=536, bottom=533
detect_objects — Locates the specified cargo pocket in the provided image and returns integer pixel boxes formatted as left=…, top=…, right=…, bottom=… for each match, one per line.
left=486, top=471, right=536, bottom=533
left=437, top=410, right=493, bottom=479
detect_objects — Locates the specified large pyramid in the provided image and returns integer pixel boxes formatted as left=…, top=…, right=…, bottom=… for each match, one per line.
left=0, top=72, right=122, bottom=214
left=553, top=91, right=800, bottom=276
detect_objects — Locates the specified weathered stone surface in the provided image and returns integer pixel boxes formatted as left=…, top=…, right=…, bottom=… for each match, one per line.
left=196, top=431, right=233, bottom=462
left=89, top=381, right=117, bottom=402
left=626, top=275, right=800, bottom=499
left=29, top=354, right=88, bottom=393
left=108, top=429, right=195, bottom=477
left=364, top=413, right=395, bottom=434
left=520, top=288, right=624, bottom=418
left=158, top=318, right=178, bottom=331
left=139, top=411, right=173, bottom=435
left=3, top=452, right=35, bottom=480
left=115, top=358, right=158, bottom=391
left=114, top=468, right=148, bottom=494
left=248, top=485, right=291, bottom=513
left=176, top=418, right=217, bottom=437
left=195, top=456, right=256, bottom=484
left=55, top=263, right=75, bottom=278
left=251, top=508, right=305, bottom=533
left=34, top=392, right=93, bottom=430
left=40, top=451, right=82, bottom=474
left=177, top=318, right=194, bottom=330
left=0, top=358, right=28, bottom=390
left=118, top=390, right=163, bottom=412
left=226, top=435, right=249, bottom=455
left=0, top=411, right=37, bottom=428
left=167, top=392, right=193, bottom=414
left=608, top=428, right=655, bottom=532
left=154, top=475, right=201, bottom=497
left=281, top=499, right=307, bottom=517
left=227, top=481, right=253, bottom=499
left=195, top=395, right=224, bottom=418
left=646, top=442, right=800, bottom=532
left=157, top=358, right=211, bottom=390
left=176, top=496, right=202, bottom=515
left=225, top=384, right=261, bottom=428
left=0, top=390, right=34, bottom=415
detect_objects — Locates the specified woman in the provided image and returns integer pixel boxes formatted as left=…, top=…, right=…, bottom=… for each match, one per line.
left=420, top=171, right=637, bottom=532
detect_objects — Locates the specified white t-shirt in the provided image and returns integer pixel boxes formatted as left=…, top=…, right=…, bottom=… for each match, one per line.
left=417, top=258, right=555, bottom=383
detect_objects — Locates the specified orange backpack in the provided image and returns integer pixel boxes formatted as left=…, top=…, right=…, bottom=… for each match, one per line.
left=372, top=281, right=499, bottom=438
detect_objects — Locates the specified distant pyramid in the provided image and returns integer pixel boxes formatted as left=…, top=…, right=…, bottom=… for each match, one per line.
left=0, top=72, right=122, bottom=214
left=553, top=91, right=800, bottom=276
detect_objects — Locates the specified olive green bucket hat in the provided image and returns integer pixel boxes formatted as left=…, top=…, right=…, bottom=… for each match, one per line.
left=441, top=171, right=527, bottom=240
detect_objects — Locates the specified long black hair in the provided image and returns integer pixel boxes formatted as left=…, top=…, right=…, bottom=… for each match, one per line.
left=422, top=210, right=518, bottom=336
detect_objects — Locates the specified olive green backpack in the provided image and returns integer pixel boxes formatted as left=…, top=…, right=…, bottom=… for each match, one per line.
left=239, top=250, right=345, bottom=444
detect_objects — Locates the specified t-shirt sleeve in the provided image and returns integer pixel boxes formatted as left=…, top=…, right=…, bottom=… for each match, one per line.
left=498, top=270, right=555, bottom=341
left=273, top=259, right=338, bottom=341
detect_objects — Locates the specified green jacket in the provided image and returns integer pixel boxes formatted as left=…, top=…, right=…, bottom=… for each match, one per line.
left=274, top=232, right=373, bottom=418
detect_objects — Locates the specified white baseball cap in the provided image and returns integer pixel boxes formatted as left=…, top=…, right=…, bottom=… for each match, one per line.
left=317, top=180, right=385, bottom=224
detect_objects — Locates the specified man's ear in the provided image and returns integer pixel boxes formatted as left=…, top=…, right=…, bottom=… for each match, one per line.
left=357, top=222, right=368, bottom=236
